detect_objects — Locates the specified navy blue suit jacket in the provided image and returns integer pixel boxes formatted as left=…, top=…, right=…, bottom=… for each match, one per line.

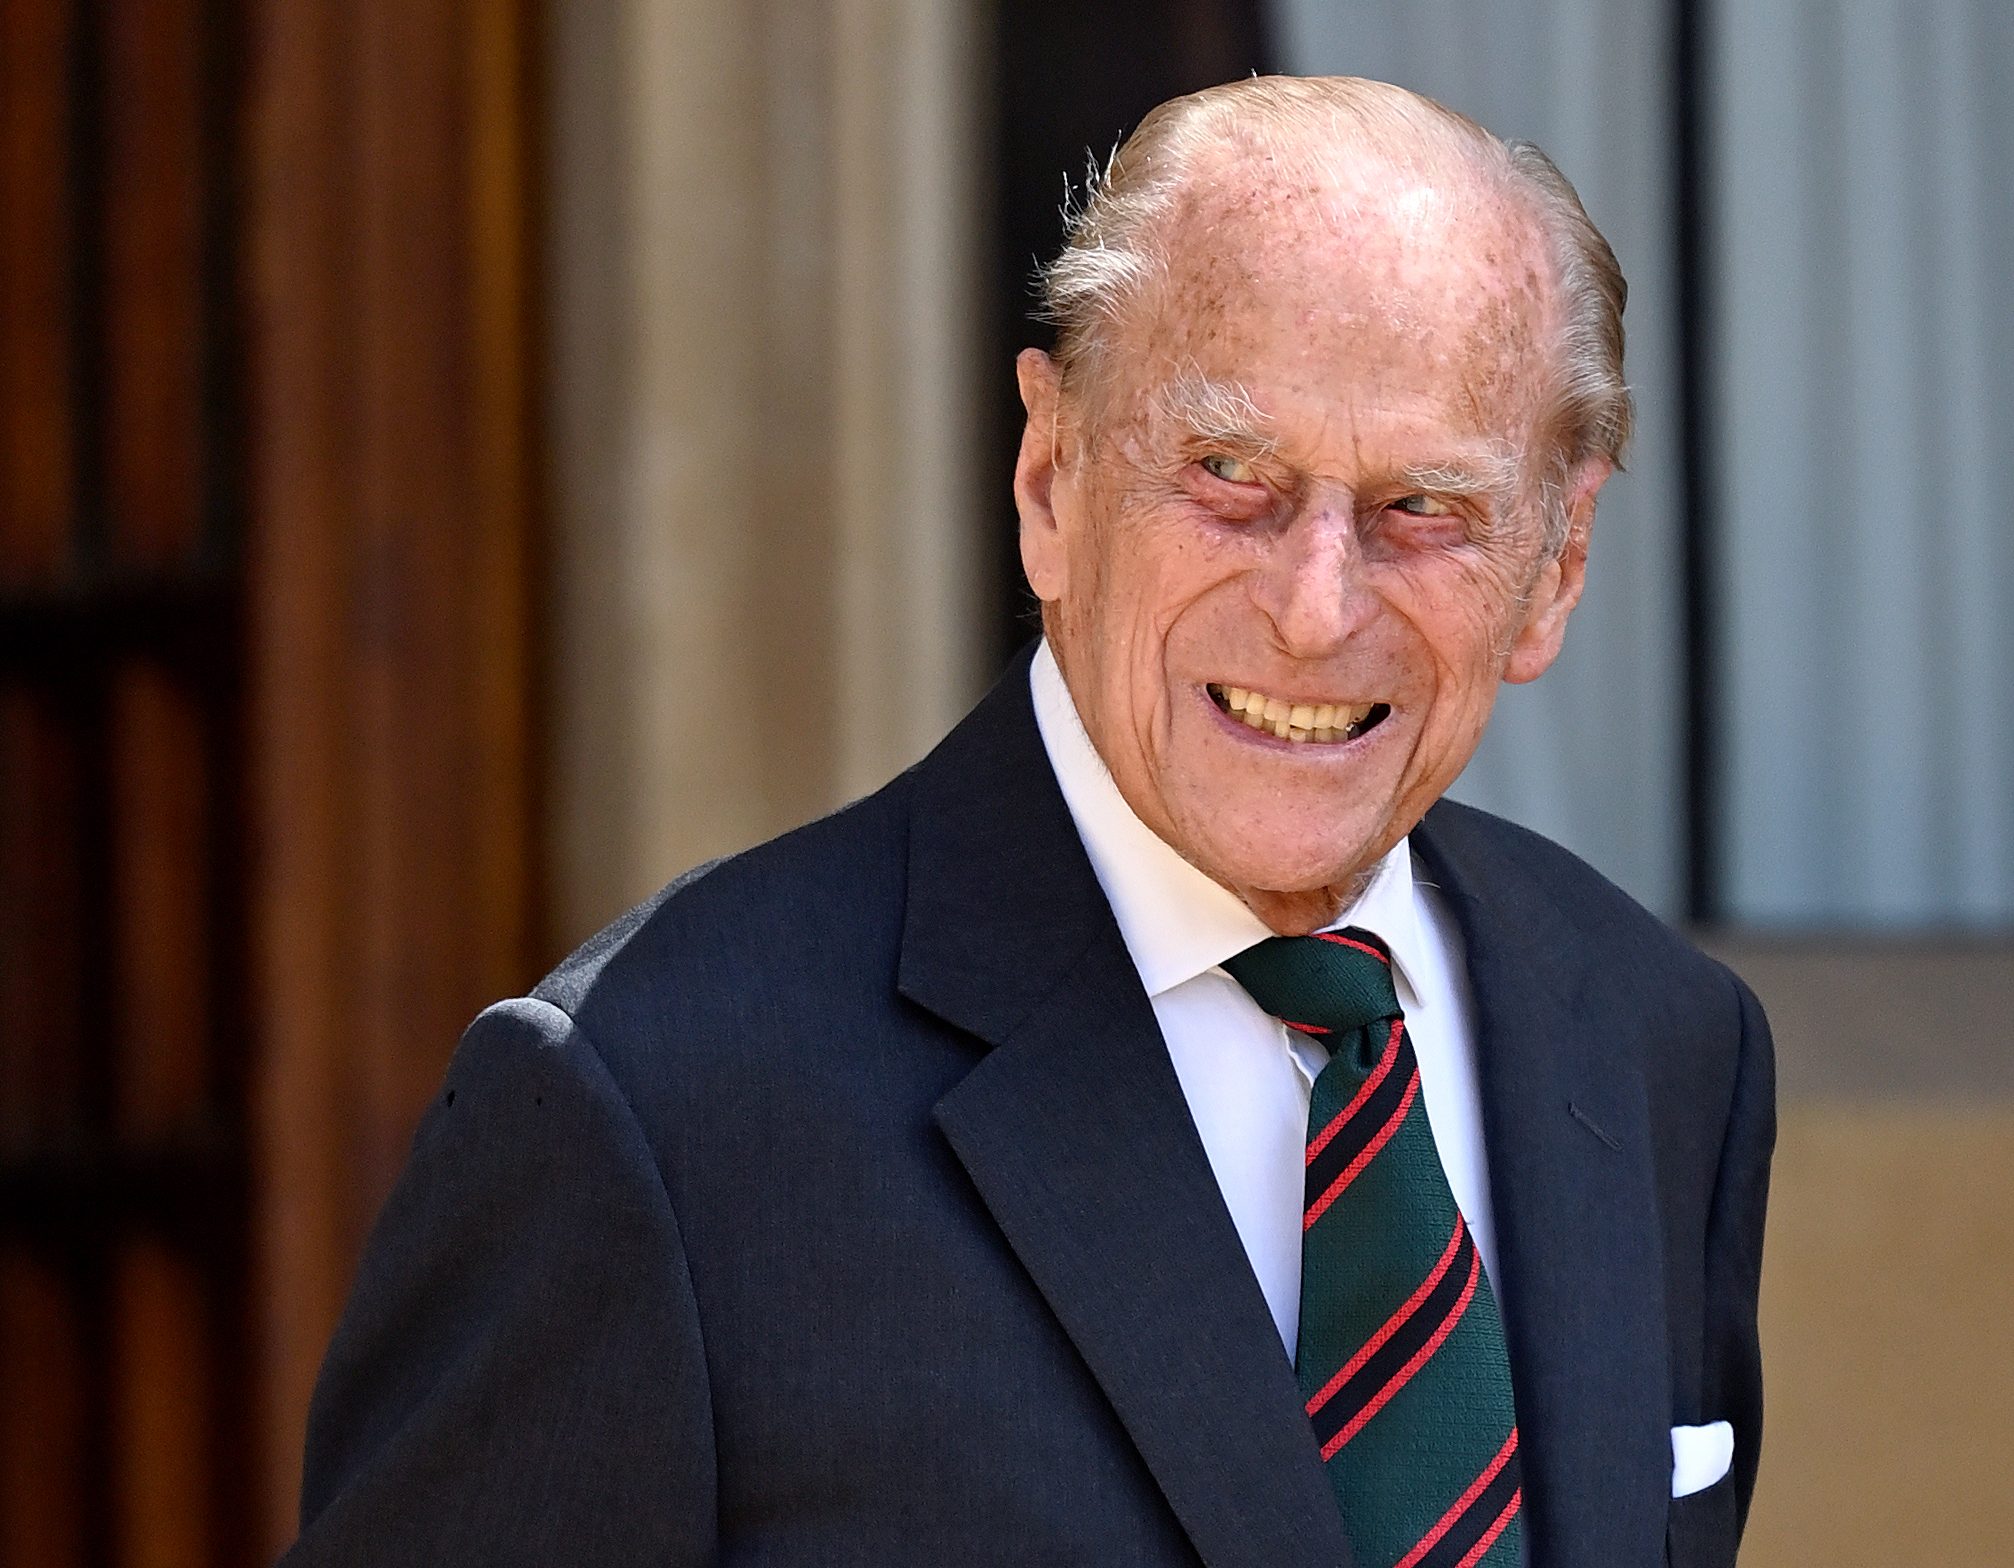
left=285, top=650, right=1773, bottom=1567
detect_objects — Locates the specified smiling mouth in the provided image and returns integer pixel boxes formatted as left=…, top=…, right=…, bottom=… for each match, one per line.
left=1207, top=684, right=1392, bottom=745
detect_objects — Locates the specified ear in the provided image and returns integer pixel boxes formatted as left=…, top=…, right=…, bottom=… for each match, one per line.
left=1014, top=348, right=1071, bottom=604
left=1504, top=457, right=1610, bottom=684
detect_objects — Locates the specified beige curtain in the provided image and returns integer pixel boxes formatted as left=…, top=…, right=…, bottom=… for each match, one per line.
left=1709, top=0, right=2014, bottom=927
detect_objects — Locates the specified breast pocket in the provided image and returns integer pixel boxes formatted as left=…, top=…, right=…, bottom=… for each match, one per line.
left=1665, top=1473, right=1739, bottom=1568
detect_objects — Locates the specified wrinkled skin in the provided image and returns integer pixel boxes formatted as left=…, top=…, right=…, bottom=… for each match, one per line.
left=1015, top=146, right=1611, bottom=935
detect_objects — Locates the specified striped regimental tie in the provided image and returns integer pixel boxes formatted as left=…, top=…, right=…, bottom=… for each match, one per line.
left=1224, top=928, right=1523, bottom=1568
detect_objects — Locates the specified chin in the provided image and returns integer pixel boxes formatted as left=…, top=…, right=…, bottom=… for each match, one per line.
left=1185, top=817, right=1384, bottom=901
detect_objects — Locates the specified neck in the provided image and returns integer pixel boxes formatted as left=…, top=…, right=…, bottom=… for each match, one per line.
left=1232, top=872, right=1374, bottom=937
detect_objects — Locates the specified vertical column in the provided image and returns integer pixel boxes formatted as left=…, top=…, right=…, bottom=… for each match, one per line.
left=830, top=0, right=984, bottom=800
left=547, top=0, right=984, bottom=939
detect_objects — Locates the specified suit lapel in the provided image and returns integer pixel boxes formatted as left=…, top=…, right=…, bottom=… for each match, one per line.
left=901, top=653, right=1354, bottom=1568
left=1414, top=806, right=1673, bottom=1567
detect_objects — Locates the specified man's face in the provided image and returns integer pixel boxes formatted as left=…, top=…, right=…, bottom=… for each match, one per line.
left=1017, top=157, right=1608, bottom=932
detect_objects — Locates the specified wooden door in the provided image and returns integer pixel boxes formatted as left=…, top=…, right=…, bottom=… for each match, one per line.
left=0, top=1, right=542, bottom=1561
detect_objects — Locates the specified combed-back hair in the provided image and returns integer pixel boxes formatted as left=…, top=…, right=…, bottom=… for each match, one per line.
left=1037, top=76, right=1633, bottom=549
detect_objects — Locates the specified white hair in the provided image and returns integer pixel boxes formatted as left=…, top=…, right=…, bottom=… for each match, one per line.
left=1150, top=367, right=1278, bottom=458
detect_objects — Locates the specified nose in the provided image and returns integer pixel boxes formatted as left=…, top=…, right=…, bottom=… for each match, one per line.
left=1252, top=496, right=1373, bottom=658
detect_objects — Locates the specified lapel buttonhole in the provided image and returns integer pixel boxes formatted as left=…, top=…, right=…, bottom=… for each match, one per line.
left=1569, top=1100, right=1624, bottom=1151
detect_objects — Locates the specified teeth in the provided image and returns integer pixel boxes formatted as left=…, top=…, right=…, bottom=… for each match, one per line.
left=1216, top=683, right=1381, bottom=743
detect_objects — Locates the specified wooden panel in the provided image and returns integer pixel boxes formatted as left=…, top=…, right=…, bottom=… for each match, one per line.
left=103, top=0, right=209, bottom=566
left=2, top=3, right=247, bottom=1566
left=110, top=663, right=211, bottom=1139
left=243, top=8, right=357, bottom=1543
left=0, top=0, right=77, bottom=581
left=0, top=684, right=86, bottom=1148
left=111, top=1239, right=212, bottom=1568
left=0, top=1250, right=88, bottom=1568
left=244, top=0, right=539, bottom=1550
left=463, top=0, right=538, bottom=955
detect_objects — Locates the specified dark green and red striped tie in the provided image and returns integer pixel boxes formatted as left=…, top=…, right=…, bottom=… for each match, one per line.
left=1224, top=928, right=1523, bottom=1568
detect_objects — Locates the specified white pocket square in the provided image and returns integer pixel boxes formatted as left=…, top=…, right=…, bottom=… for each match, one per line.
left=1670, top=1421, right=1734, bottom=1499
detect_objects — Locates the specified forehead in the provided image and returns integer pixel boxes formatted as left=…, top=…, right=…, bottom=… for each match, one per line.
left=1118, top=149, right=1555, bottom=450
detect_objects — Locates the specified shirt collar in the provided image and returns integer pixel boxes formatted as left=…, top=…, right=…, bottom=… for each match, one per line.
left=1029, top=639, right=1428, bottom=1009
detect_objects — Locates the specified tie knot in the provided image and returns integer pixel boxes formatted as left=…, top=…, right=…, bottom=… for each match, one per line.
left=1222, top=927, right=1401, bottom=1037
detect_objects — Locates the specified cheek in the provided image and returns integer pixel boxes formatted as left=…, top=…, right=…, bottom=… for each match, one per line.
left=1050, top=507, right=1121, bottom=637
left=1385, top=557, right=1530, bottom=695
left=1099, top=513, right=1246, bottom=643
left=1058, top=517, right=1179, bottom=713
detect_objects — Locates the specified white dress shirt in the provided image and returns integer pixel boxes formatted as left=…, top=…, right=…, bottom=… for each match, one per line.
left=1029, top=641, right=1501, bottom=1359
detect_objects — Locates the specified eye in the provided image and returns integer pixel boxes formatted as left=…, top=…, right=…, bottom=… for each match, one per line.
left=1200, top=454, right=1259, bottom=484
left=1389, top=493, right=1455, bottom=517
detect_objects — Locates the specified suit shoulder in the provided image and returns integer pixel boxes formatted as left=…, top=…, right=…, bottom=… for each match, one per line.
left=1421, top=800, right=1766, bottom=1158
left=530, top=770, right=917, bottom=1059
left=1421, top=798, right=1734, bottom=993
left=1421, top=795, right=1656, bottom=918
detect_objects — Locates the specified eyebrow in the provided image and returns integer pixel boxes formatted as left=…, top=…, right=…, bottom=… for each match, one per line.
left=1152, top=370, right=1279, bottom=457
left=1394, top=443, right=1526, bottom=506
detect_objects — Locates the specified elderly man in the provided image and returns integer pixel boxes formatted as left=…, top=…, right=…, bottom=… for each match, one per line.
left=285, top=77, right=1771, bottom=1568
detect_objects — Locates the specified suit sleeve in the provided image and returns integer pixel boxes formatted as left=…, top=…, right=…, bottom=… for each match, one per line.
left=1703, top=969, right=1776, bottom=1537
left=282, top=997, right=718, bottom=1567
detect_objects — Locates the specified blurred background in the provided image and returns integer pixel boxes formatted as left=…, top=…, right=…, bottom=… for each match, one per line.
left=0, top=0, right=2007, bottom=1564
